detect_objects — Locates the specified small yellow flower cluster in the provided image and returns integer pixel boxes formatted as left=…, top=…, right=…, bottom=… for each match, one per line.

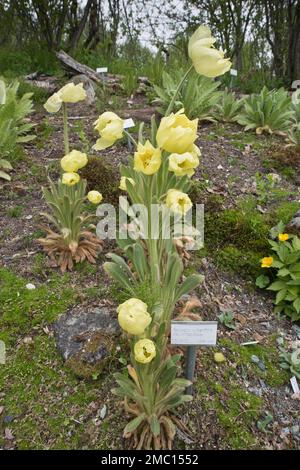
left=117, top=298, right=156, bottom=364
left=60, top=149, right=102, bottom=203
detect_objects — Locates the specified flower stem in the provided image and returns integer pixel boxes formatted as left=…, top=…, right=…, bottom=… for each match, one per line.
left=62, top=103, right=69, bottom=155
left=124, top=129, right=137, bottom=148
left=165, top=64, right=194, bottom=116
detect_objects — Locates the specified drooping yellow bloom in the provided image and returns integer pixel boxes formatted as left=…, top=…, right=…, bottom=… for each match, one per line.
left=188, top=25, right=231, bottom=78
left=44, top=83, right=86, bottom=113
left=133, top=140, right=161, bottom=175
left=169, top=150, right=200, bottom=177
left=261, top=256, right=273, bottom=268
left=93, top=112, right=124, bottom=150
left=165, top=189, right=192, bottom=215
left=278, top=233, right=289, bottom=242
left=156, top=109, right=198, bottom=154
left=119, top=176, right=135, bottom=191
left=134, top=339, right=156, bottom=364
left=61, top=172, right=80, bottom=186
left=60, top=150, right=88, bottom=173
left=87, top=190, right=103, bottom=204
left=117, top=298, right=152, bottom=335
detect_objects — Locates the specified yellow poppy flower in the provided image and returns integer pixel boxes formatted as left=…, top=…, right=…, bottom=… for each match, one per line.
left=165, top=189, right=192, bottom=215
left=261, top=256, right=273, bottom=268
left=60, top=150, right=88, bottom=173
left=117, top=298, right=151, bottom=335
left=93, top=112, right=124, bottom=150
left=87, top=190, right=103, bottom=204
left=278, top=233, right=289, bottom=242
left=133, top=140, right=161, bottom=175
left=188, top=25, right=231, bottom=77
left=134, top=339, right=156, bottom=364
left=61, top=172, right=80, bottom=186
left=156, top=109, right=198, bottom=154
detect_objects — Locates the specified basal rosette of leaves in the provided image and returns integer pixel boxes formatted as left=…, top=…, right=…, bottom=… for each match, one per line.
left=38, top=83, right=103, bottom=272
left=256, top=226, right=300, bottom=321
left=93, top=25, right=231, bottom=449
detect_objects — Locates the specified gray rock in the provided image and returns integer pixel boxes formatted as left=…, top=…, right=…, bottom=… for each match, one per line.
left=286, top=210, right=300, bottom=236
left=69, top=74, right=96, bottom=105
left=292, top=325, right=300, bottom=339
left=54, top=307, right=120, bottom=378
left=251, top=355, right=260, bottom=364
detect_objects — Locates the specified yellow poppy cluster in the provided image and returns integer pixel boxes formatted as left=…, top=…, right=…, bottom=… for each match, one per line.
left=117, top=298, right=156, bottom=364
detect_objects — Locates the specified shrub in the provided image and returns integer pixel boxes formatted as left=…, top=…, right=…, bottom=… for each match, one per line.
left=214, top=90, right=243, bottom=123
left=237, top=86, right=294, bottom=134
left=256, top=227, right=300, bottom=321
left=0, top=79, right=35, bottom=178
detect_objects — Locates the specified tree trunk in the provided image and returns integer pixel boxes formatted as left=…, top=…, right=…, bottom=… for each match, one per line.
left=68, top=0, right=93, bottom=51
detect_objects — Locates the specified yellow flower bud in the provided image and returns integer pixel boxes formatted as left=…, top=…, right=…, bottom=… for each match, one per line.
left=87, top=190, right=103, bottom=204
left=169, top=150, right=200, bottom=177
left=60, top=150, right=88, bottom=173
left=188, top=25, right=231, bottom=78
left=261, top=256, right=273, bottom=268
left=119, top=176, right=135, bottom=191
left=93, top=112, right=124, bottom=150
left=165, top=189, right=192, bottom=215
left=44, top=83, right=86, bottom=113
left=133, top=140, right=161, bottom=175
left=134, top=339, right=156, bottom=364
left=117, top=298, right=151, bottom=335
left=278, top=233, right=289, bottom=242
left=156, top=109, right=198, bottom=154
left=61, top=172, right=80, bottom=186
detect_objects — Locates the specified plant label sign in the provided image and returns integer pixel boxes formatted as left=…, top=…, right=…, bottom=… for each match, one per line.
left=230, top=68, right=238, bottom=77
left=123, top=118, right=135, bottom=129
left=96, top=67, right=108, bottom=73
left=171, top=321, right=218, bottom=346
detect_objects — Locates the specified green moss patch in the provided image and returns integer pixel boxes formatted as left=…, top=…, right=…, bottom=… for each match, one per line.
left=0, top=334, right=124, bottom=449
left=0, top=268, right=75, bottom=344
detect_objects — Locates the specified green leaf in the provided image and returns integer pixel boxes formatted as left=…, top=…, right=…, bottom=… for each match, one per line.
left=256, top=275, right=270, bottom=288
left=275, top=289, right=287, bottom=304
left=293, top=298, right=300, bottom=314
left=0, top=169, right=11, bottom=181
left=123, top=414, right=146, bottom=435
left=267, top=280, right=286, bottom=291
left=175, top=274, right=204, bottom=301
left=149, top=415, right=160, bottom=437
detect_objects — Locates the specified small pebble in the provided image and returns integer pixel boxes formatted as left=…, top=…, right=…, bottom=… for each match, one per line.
left=257, top=361, right=266, bottom=371
left=26, top=283, right=36, bottom=290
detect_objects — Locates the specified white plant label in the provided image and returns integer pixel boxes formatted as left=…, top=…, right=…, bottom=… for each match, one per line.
left=230, top=68, right=238, bottom=76
left=123, top=118, right=135, bottom=129
left=171, top=321, right=218, bottom=346
left=96, top=67, right=108, bottom=73
left=290, top=376, right=300, bottom=394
